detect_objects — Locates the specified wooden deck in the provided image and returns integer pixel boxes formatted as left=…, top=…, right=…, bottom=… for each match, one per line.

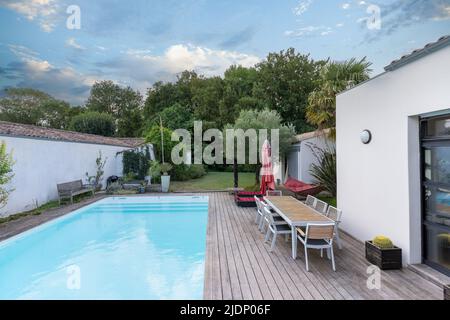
left=203, top=192, right=442, bottom=300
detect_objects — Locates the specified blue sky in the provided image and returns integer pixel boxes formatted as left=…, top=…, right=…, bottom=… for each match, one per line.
left=0, top=0, right=449, bottom=105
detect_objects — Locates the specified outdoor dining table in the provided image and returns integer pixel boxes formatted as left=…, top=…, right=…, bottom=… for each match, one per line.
left=264, top=196, right=333, bottom=260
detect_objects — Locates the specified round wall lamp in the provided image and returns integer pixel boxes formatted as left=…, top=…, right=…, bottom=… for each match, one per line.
left=360, top=130, right=372, bottom=144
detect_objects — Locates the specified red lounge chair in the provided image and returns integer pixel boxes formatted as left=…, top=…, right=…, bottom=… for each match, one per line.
left=284, top=177, right=322, bottom=197
left=235, top=194, right=260, bottom=207
left=237, top=191, right=264, bottom=197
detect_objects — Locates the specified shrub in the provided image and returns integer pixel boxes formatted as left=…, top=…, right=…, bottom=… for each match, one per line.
left=373, top=236, right=394, bottom=249
left=160, top=163, right=173, bottom=175
left=69, top=112, right=116, bottom=137
left=148, top=161, right=162, bottom=183
left=309, top=144, right=336, bottom=197
left=171, top=164, right=190, bottom=181
left=122, top=147, right=151, bottom=180
left=0, top=141, right=14, bottom=208
left=188, top=165, right=206, bottom=179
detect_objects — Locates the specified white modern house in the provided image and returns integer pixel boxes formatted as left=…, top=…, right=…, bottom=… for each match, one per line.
left=0, top=121, right=154, bottom=217
left=287, top=130, right=333, bottom=184
left=336, top=35, right=450, bottom=277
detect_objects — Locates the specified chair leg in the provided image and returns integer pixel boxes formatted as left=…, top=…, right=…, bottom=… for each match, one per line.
left=270, top=232, right=277, bottom=252
left=335, top=229, right=343, bottom=250
left=320, top=249, right=323, bottom=258
left=330, top=246, right=336, bottom=272
left=327, top=248, right=331, bottom=260
left=304, top=247, right=309, bottom=272
left=265, top=228, right=271, bottom=243
left=258, top=217, right=265, bottom=232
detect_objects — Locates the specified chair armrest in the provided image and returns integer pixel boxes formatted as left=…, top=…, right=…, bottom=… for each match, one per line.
left=297, top=227, right=306, bottom=237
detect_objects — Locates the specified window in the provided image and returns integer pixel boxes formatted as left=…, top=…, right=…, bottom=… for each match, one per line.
left=421, top=115, right=450, bottom=276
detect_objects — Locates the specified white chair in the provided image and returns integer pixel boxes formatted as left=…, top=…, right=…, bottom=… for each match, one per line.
left=297, top=223, right=336, bottom=272
left=254, top=196, right=265, bottom=226
left=266, top=190, right=283, bottom=197
left=259, top=201, right=286, bottom=233
left=305, top=195, right=317, bottom=208
left=326, top=206, right=343, bottom=250
left=263, top=207, right=290, bottom=252
left=314, top=199, right=328, bottom=214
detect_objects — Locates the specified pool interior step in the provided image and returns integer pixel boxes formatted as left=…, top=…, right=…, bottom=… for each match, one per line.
left=408, top=264, right=450, bottom=289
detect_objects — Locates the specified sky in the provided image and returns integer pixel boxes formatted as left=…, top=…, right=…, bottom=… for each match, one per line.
left=0, top=0, right=449, bottom=105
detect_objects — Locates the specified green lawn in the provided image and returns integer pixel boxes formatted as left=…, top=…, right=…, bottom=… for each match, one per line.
left=170, top=171, right=255, bottom=192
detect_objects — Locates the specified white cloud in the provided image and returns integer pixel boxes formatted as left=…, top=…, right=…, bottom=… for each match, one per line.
left=0, top=0, right=60, bottom=32
left=293, top=0, right=314, bottom=16
left=65, top=38, right=85, bottom=50
left=98, top=44, right=261, bottom=94
left=284, top=25, right=333, bottom=38
left=3, top=43, right=96, bottom=104
left=342, top=3, right=350, bottom=10
left=2, top=43, right=261, bottom=104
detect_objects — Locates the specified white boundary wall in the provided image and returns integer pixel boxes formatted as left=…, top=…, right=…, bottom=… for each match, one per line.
left=0, top=136, right=131, bottom=217
left=336, top=45, right=450, bottom=265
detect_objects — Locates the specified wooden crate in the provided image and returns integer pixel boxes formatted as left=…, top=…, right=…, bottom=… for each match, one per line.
left=445, top=285, right=450, bottom=301
left=365, top=241, right=402, bottom=270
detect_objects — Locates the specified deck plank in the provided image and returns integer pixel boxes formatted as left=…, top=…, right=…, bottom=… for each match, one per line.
left=204, top=193, right=442, bottom=300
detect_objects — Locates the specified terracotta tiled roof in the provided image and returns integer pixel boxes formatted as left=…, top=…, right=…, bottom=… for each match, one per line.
left=385, top=35, right=450, bottom=71
left=0, top=121, right=145, bottom=148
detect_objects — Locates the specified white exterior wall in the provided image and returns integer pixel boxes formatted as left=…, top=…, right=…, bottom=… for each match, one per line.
left=288, top=135, right=333, bottom=184
left=336, top=45, right=450, bottom=265
left=0, top=136, right=130, bottom=217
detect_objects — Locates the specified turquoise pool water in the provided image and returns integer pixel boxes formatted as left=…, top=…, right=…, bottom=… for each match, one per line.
left=0, top=196, right=209, bottom=300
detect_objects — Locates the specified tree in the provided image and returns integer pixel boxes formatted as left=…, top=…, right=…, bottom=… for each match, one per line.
left=254, top=48, right=325, bottom=133
left=192, top=76, right=224, bottom=128
left=219, top=66, right=261, bottom=126
left=0, top=88, right=76, bottom=130
left=145, top=126, right=177, bottom=164
left=144, top=81, right=180, bottom=119
left=86, top=81, right=143, bottom=137
left=157, top=103, right=194, bottom=131
left=69, top=112, right=116, bottom=137
left=228, top=109, right=296, bottom=185
left=37, top=99, right=71, bottom=129
left=0, top=141, right=15, bottom=209
left=306, top=58, right=372, bottom=138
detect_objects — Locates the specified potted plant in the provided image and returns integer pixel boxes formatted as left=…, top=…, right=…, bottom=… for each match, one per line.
left=160, top=163, right=173, bottom=193
left=365, top=236, right=402, bottom=270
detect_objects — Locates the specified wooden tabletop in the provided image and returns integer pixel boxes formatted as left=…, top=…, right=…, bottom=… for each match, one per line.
left=265, top=196, right=332, bottom=226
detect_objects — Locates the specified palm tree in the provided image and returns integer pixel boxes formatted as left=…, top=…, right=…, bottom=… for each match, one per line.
left=306, top=57, right=372, bottom=138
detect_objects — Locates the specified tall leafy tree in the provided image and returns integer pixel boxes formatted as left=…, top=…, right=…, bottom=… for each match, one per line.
left=219, top=66, right=262, bottom=126
left=157, top=103, right=194, bottom=131
left=144, top=81, right=180, bottom=119
left=0, top=88, right=72, bottom=129
left=306, top=58, right=372, bottom=138
left=86, top=81, right=143, bottom=137
left=254, top=48, right=325, bottom=133
left=192, top=76, right=224, bottom=128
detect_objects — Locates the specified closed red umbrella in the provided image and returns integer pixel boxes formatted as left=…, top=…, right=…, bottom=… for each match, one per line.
left=260, top=140, right=275, bottom=194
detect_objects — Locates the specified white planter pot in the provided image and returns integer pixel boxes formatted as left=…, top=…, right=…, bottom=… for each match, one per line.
left=161, top=175, right=171, bottom=193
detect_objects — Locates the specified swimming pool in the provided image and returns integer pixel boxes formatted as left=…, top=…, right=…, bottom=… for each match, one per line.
left=0, top=196, right=209, bottom=300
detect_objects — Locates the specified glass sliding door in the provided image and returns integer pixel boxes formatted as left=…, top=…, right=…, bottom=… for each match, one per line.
left=421, top=115, right=450, bottom=276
